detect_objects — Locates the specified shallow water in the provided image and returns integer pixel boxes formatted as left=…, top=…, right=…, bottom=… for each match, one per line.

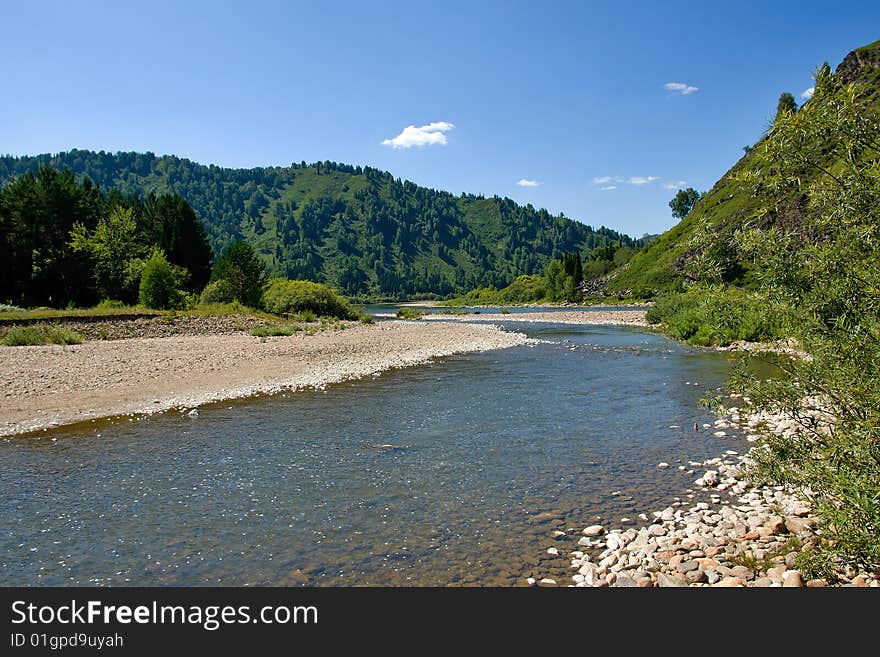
left=0, top=322, right=746, bottom=586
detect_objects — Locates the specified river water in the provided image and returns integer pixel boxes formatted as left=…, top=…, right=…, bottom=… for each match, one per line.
left=0, top=319, right=747, bottom=586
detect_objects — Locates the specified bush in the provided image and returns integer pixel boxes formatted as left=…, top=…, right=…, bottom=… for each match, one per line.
left=199, top=279, right=237, bottom=305
left=139, top=250, right=182, bottom=310
left=0, top=304, right=25, bottom=313
left=261, top=279, right=356, bottom=320
left=211, top=241, right=266, bottom=308
left=2, top=324, right=84, bottom=346
left=396, top=307, right=429, bottom=319
left=95, top=299, right=125, bottom=309
left=647, top=286, right=786, bottom=346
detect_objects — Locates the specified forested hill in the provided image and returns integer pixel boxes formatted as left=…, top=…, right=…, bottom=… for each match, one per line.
left=0, top=151, right=637, bottom=297
left=606, top=38, right=880, bottom=297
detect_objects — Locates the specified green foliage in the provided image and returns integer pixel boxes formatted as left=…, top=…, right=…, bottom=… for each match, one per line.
left=69, top=206, right=146, bottom=302
left=646, top=286, right=786, bottom=346
left=0, top=304, right=25, bottom=313
left=1, top=324, right=83, bottom=346
left=726, top=61, right=880, bottom=573
left=211, top=241, right=267, bottom=308
left=775, top=92, right=798, bottom=120
left=395, top=307, right=429, bottom=319
left=545, top=252, right=584, bottom=301
left=139, top=250, right=182, bottom=310
left=199, top=279, right=237, bottom=305
left=0, top=151, right=644, bottom=298
left=95, top=299, right=125, bottom=309
left=668, top=187, right=702, bottom=220
left=261, top=278, right=356, bottom=319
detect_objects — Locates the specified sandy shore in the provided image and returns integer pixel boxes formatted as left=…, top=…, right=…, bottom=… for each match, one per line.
left=0, top=321, right=530, bottom=438
left=426, top=309, right=647, bottom=326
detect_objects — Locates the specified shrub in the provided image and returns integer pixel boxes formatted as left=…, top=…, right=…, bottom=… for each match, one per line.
left=139, top=250, right=182, bottom=310
left=396, top=307, right=429, bottom=319
left=199, top=279, right=237, bottom=305
left=95, top=299, right=125, bottom=309
left=211, top=241, right=266, bottom=308
left=262, top=279, right=356, bottom=319
left=0, top=304, right=25, bottom=313
left=2, top=324, right=84, bottom=346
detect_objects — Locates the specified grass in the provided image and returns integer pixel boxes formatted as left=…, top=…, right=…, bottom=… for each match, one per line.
left=396, top=308, right=430, bottom=319
left=1, top=324, right=84, bottom=346
left=435, top=308, right=469, bottom=315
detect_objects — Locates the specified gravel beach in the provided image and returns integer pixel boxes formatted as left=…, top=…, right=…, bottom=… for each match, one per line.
left=0, top=321, right=530, bottom=437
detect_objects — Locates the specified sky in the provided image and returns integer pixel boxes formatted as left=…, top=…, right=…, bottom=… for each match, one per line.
left=2, top=1, right=879, bottom=237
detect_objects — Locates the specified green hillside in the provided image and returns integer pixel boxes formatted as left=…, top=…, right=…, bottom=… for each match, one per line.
left=0, top=152, right=637, bottom=299
left=608, top=39, right=880, bottom=297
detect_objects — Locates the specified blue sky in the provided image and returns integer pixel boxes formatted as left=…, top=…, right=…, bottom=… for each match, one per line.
left=2, top=1, right=878, bottom=237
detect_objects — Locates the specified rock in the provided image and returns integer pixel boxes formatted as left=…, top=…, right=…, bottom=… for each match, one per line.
left=851, top=576, right=868, bottom=587
left=715, top=576, right=746, bottom=587
left=782, top=571, right=804, bottom=587
left=529, top=511, right=561, bottom=524
left=784, top=517, right=814, bottom=535
left=546, top=547, right=559, bottom=556
left=656, top=573, right=688, bottom=587
left=806, top=579, right=827, bottom=587
left=685, top=569, right=707, bottom=584
left=538, top=578, right=557, bottom=587
left=730, top=565, right=755, bottom=581
left=577, top=537, right=592, bottom=547
left=765, top=516, right=787, bottom=535
left=582, top=524, right=605, bottom=537
left=766, top=565, right=788, bottom=583
left=526, top=577, right=536, bottom=586
left=753, top=577, right=774, bottom=587
left=613, top=574, right=638, bottom=587
left=550, top=530, right=566, bottom=539
left=705, top=569, right=721, bottom=585
left=658, top=462, right=670, bottom=469
left=677, top=559, right=700, bottom=574
left=637, top=577, right=654, bottom=588
left=187, top=409, right=199, bottom=417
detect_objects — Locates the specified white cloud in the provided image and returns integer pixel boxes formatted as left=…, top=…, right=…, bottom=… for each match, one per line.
left=517, top=179, right=541, bottom=187
left=600, top=185, right=617, bottom=191
left=628, top=176, right=660, bottom=185
left=664, top=82, right=699, bottom=95
left=382, top=121, right=455, bottom=149
left=662, top=180, right=688, bottom=190
left=801, top=87, right=815, bottom=99
left=592, top=175, right=614, bottom=184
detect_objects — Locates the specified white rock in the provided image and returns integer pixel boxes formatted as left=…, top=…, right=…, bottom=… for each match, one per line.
left=582, top=524, right=605, bottom=537
left=658, top=462, right=670, bottom=469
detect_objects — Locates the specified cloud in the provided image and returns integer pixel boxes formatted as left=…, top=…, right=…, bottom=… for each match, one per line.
left=664, top=82, right=699, bottom=95
left=662, top=180, right=688, bottom=190
left=628, top=176, right=660, bottom=185
left=517, top=179, right=541, bottom=187
left=382, top=121, right=455, bottom=149
left=599, top=186, right=617, bottom=191
left=592, top=176, right=618, bottom=184
left=801, top=87, right=815, bottom=99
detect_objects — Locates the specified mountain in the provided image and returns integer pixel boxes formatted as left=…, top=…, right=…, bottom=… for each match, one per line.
left=606, top=39, right=880, bottom=298
left=0, top=152, right=638, bottom=299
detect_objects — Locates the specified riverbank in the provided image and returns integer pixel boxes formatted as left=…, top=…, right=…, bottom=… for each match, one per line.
left=426, top=309, right=647, bottom=326
left=533, top=400, right=878, bottom=588
left=0, top=321, right=531, bottom=438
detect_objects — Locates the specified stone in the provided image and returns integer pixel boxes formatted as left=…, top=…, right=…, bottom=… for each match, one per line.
left=656, top=573, right=688, bottom=587
left=550, top=530, right=566, bottom=539
left=806, top=579, right=827, bottom=587
left=766, top=565, right=788, bottom=583
left=784, top=517, right=814, bottom=535
left=677, top=559, right=700, bottom=573
left=730, top=565, right=755, bottom=581
left=546, top=547, right=559, bottom=556
left=705, top=569, right=721, bottom=585
left=782, top=571, right=804, bottom=587
left=582, top=525, right=605, bottom=537
left=658, top=462, right=670, bottom=469
left=538, top=578, right=557, bottom=587
left=637, top=577, right=654, bottom=588
left=526, top=577, right=536, bottom=586
left=705, top=546, right=722, bottom=558
left=753, top=577, right=773, bottom=587
left=715, top=576, right=746, bottom=587
left=685, top=569, right=707, bottom=584
left=765, top=516, right=787, bottom=535
left=613, top=574, right=638, bottom=587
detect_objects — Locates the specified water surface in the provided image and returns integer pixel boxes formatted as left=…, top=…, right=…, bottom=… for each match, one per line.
left=0, top=322, right=745, bottom=586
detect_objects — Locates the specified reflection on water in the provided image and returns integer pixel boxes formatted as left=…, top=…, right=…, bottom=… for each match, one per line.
left=0, top=323, right=746, bottom=586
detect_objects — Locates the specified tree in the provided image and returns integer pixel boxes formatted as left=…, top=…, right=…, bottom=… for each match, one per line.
left=70, top=206, right=145, bottom=302
left=731, top=69, right=880, bottom=573
left=139, top=249, right=181, bottom=309
left=668, top=187, right=702, bottom=220
left=211, top=240, right=267, bottom=307
left=775, top=92, right=798, bottom=120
